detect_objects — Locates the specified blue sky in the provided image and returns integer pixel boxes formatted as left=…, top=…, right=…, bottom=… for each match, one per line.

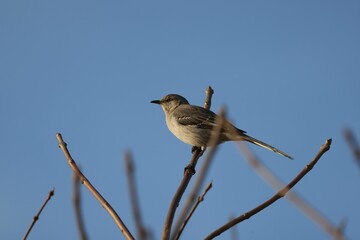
left=1, top=1, right=359, bottom=239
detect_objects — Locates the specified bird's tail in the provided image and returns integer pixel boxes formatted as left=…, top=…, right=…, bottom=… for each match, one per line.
left=240, top=134, right=293, bottom=159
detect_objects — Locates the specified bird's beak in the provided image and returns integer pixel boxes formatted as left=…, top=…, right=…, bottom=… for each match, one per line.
left=151, top=100, right=161, bottom=104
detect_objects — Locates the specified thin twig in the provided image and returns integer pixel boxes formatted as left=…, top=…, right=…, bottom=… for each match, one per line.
left=162, top=86, right=214, bottom=240
left=23, top=189, right=55, bottom=240
left=204, top=139, right=332, bottom=240
left=175, top=182, right=213, bottom=240
left=56, top=133, right=135, bottom=240
left=124, top=151, right=148, bottom=240
left=172, top=107, right=226, bottom=239
left=73, top=171, right=88, bottom=240
left=236, top=140, right=345, bottom=240
left=343, top=128, right=360, bottom=171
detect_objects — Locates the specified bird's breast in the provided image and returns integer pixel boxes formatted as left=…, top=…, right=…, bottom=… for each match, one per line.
left=165, top=115, right=212, bottom=147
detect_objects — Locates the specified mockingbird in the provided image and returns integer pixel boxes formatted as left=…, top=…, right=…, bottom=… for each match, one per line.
left=151, top=94, right=293, bottom=159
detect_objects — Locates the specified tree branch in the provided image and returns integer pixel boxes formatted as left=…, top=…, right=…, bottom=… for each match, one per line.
left=343, top=128, right=360, bottom=171
left=175, top=182, right=213, bottom=240
left=56, top=133, right=135, bottom=240
left=204, top=139, right=332, bottom=240
left=172, top=107, right=226, bottom=239
left=23, top=189, right=55, bottom=240
left=162, top=86, right=214, bottom=240
left=124, top=151, right=148, bottom=240
left=203, top=86, right=214, bottom=110
left=162, top=144, right=204, bottom=240
left=73, top=171, right=88, bottom=240
left=236, top=139, right=345, bottom=240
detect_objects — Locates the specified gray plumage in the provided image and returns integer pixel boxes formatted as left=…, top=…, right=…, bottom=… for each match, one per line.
left=151, top=94, right=293, bottom=159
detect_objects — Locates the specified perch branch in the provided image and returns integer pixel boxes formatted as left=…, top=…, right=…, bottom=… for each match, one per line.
left=162, top=86, right=214, bottom=240
left=204, top=139, right=332, bottom=240
left=162, top=149, right=203, bottom=240
left=175, top=182, right=213, bottom=240
left=172, top=107, right=226, bottom=239
left=56, top=133, right=135, bottom=240
left=23, top=189, right=55, bottom=240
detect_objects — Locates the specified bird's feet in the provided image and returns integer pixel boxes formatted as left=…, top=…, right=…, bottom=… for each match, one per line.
left=191, top=146, right=206, bottom=154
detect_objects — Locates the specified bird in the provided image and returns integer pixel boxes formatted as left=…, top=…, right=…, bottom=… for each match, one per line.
left=151, top=94, right=293, bottom=159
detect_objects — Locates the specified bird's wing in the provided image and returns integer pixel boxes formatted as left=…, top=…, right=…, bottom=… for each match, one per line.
left=175, top=105, right=247, bottom=134
left=175, top=105, right=217, bottom=129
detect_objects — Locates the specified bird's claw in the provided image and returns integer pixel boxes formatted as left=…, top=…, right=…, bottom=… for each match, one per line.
left=191, top=146, right=201, bottom=153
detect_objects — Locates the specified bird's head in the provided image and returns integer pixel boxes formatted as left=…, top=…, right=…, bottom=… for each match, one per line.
left=151, top=94, right=189, bottom=113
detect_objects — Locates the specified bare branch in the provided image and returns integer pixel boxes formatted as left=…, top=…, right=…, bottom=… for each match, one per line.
left=23, top=189, right=55, bottom=240
left=56, top=133, right=135, bottom=240
left=204, top=86, right=214, bottom=110
left=204, top=139, right=332, bottom=240
left=343, top=128, right=360, bottom=171
left=162, top=147, right=204, bottom=240
left=172, top=107, right=226, bottom=239
left=162, top=86, right=214, bottom=240
left=73, top=171, right=88, bottom=240
left=236, top=139, right=345, bottom=240
left=124, top=151, right=148, bottom=240
left=175, top=182, right=213, bottom=240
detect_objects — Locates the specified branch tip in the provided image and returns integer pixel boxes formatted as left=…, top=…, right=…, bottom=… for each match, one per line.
left=56, top=133, right=135, bottom=240
left=49, top=189, right=55, bottom=197
left=23, top=188, right=55, bottom=240
left=124, top=151, right=135, bottom=173
left=206, top=86, right=214, bottom=95
left=323, top=138, right=332, bottom=150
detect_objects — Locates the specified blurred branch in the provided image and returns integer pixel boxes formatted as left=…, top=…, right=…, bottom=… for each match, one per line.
left=175, top=182, right=213, bottom=240
left=343, top=128, right=360, bottom=170
left=236, top=139, right=345, bottom=240
left=124, top=151, right=149, bottom=240
left=73, top=171, right=88, bottom=240
left=162, top=86, right=214, bottom=240
left=204, top=139, right=332, bottom=240
left=23, top=189, right=55, bottom=240
left=229, top=215, right=240, bottom=240
left=172, top=107, right=226, bottom=239
left=56, top=133, right=135, bottom=240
